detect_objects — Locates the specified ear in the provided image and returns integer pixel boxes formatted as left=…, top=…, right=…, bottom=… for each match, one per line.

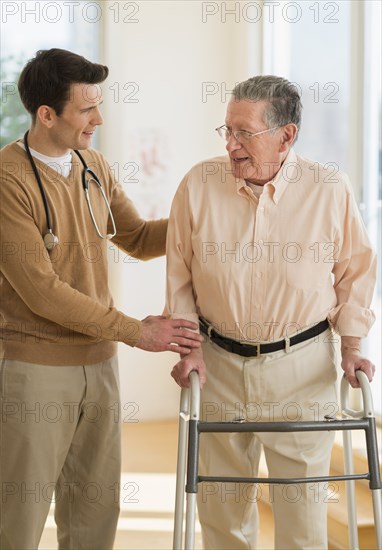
left=35, top=105, right=57, bottom=129
left=279, top=123, right=298, bottom=153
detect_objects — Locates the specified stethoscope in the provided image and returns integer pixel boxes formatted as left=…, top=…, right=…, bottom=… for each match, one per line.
left=23, top=131, right=117, bottom=250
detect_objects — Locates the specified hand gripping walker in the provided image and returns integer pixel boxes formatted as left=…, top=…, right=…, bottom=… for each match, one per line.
left=173, top=370, right=381, bottom=550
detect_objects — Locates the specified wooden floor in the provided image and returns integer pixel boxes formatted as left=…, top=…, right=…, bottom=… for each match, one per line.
left=121, top=420, right=274, bottom=549
left=38, top=417, right=382, bottom=549
left=122, top=420, right=179, bottom=473
left=39, top=419, right=274, bottom=549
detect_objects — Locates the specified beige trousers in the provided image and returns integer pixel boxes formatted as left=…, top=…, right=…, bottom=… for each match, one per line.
left=0, top=356, right=121, bottom=550
left=197, top=330, right=338, bottom=549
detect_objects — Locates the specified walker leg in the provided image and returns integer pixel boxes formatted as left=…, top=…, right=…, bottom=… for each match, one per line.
left=183, top=372, right=201, bottom=550
left=185, top=493, right=197, bottom=550
left=173, top=389, right=190, bottom=550
left=343, top=429, right=359, bottom=550
left=371, top=488, right=382, bottom=549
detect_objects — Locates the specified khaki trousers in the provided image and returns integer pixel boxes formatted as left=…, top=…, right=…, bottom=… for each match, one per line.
left=197, top=330, right=338, bottom=549
left=0, top=356, right=121, bottom=550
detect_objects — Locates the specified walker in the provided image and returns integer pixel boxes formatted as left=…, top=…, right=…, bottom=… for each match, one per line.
left=173, top=370, right=382, bottom=550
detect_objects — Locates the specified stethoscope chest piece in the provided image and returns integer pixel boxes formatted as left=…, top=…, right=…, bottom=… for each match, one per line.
left=44, top=230, right=59, bottom=250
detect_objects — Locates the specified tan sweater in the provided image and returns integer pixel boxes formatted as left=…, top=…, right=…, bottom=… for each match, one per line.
left=0, top=142, right=167, bottom=365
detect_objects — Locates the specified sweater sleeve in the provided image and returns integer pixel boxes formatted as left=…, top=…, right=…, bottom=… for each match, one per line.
left=108, top=175, right=168, bottom=260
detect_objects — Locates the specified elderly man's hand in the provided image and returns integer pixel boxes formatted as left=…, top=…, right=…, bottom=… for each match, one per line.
left=341, top=335, right=375, bottom=388
left=341, top=349, right=375, bottom=388
left=171, top=348, right=206, bottom=388
left=135, top=315, right=203, bottom=354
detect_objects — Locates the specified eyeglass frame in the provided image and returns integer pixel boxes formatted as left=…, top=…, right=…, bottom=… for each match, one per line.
left=215, top=124, right=282, bottom=143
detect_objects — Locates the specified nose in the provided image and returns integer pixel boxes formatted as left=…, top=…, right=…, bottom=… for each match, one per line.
left=92, top=106, right=104, bottom=126
left=226, top=133, right=241, bottom=154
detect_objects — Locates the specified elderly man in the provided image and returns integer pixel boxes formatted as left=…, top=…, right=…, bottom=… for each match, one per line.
left=165, top=76, right=376, bottom=549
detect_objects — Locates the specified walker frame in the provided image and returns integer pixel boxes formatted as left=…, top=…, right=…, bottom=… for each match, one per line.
left=173, top=370, right=382, bottom=550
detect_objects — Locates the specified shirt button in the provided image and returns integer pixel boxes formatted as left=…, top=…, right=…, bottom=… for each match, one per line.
left=255, top=303, right=261, bottom=309
left=256, top=273, right=262, bottom=278
left=258, top=239, right=264, bottom=245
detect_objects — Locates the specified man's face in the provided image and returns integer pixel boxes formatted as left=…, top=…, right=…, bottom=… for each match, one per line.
left=49, top=83, right=103, bottom=154
left=225, top=98, right=284, bottom=184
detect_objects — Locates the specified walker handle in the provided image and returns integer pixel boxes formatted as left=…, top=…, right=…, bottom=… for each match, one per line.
left=189, top=371, right=201, bottom=421
left=340, top=370, right=374, bottom=418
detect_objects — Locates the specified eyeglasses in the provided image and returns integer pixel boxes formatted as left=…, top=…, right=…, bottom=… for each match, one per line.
left=215, top=125, right=280, bottom=143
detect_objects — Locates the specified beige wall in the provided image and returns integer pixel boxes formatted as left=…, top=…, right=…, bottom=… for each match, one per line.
left=100, top=1, right=261, bottom=420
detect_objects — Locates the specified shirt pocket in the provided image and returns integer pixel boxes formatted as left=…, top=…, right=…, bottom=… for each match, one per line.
left=286, top=253, right=332, bottom=291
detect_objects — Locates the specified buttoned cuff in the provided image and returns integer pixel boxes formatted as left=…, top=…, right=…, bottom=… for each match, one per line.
left=328, top=304, right=375, bottom=337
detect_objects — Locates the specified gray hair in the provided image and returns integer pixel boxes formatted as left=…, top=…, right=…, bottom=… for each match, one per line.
left=232, top=75, right=302, bottom=135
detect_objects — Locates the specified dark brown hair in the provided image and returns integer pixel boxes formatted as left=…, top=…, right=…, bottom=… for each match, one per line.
left=18, top=48, right=109, bottom=121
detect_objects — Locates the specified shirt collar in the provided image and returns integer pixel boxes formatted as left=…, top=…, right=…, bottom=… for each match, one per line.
left=235, top=148, right=298, bottom=204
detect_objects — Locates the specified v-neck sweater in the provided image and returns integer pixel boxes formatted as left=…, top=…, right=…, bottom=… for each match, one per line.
left=0, top=141, right=167, bottom=365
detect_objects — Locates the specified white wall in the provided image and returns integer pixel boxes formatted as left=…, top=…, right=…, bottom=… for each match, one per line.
left=100, top=1, right=260, bottom=420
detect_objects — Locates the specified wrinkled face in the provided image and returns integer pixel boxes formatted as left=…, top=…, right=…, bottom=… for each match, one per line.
left=48, top=83, right=104, bottom=154
left=225, top=98, right=285, bottom=184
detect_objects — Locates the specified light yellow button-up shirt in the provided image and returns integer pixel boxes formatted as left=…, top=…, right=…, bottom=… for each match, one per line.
left=165, top=149, right=376, bottom=342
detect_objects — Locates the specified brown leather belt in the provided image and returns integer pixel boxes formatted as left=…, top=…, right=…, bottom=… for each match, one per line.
left=199, top=318, right=329, bottom=357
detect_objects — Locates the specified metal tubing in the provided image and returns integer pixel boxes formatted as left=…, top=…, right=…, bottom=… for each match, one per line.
left=173, top=387, right=190, bottom=549
left=185, top=372, right=201, bottom=494
left=198, top=473, right=369, bottom=485
left=185, top=493, right=197, bottom=550
left=198, top=418, right=368, bottom=434
left=340, top=370, right=374, bottom=418
left=176, top=370, right=381, bottom=550
left=186, top=420, right=199, bottom=493
left=340, top=371, right=382, bottom=549
left=371, top=489, right=382, bottom=549
left=184, top=372, right=201, bottom=549
left=343, top=427, right=359, bottom=550
left=364, top=417, right=382, bottom=490
left=355, top=372, right=382, bottom=548
left=189, top=371, right=200, bottom=419
left=356, top=370, right=375, bottom=417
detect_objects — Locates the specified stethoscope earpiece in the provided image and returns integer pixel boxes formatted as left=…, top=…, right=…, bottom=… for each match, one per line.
left=44, top=231, right=59, bottom=250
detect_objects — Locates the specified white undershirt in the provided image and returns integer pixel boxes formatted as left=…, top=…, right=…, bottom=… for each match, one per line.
left=18, top=141, right=72, bottom=178
left=245, top=180, right=265, bottom=199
